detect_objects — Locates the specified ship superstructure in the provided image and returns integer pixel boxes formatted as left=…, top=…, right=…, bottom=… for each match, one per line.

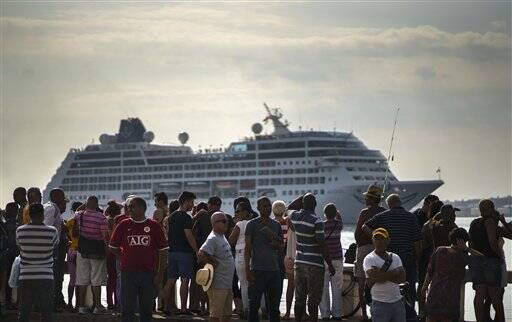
left=44, top=105, right=443, bottom=223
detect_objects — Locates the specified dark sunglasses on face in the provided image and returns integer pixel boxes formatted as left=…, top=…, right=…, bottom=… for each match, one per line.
left=215, top=219, right=227, bottom=224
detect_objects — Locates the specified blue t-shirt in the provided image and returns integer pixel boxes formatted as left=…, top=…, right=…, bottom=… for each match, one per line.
left=245, top=217, right=283, bottom=271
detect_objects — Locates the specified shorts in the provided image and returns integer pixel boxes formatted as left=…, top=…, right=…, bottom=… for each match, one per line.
left=76, top=252, right=107, bottom=286
left=168, top=251, right=194, bottom=280
left=67, top=249, right=77, bottom=287
left=295, top=263, right=325, bottom=307
left=470, top=256, right=504, bottom=289
left=354, top=244, right=373, bottom=278
left=207, top=288, right=233, bottom=318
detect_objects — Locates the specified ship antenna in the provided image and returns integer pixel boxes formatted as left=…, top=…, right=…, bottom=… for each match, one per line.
left=382, top=107, right=400, bottom=198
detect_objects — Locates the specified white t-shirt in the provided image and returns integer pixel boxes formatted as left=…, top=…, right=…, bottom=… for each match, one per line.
left=235, top=220, right=249, bottom=251
left=363, top=251, right=403, bottom=303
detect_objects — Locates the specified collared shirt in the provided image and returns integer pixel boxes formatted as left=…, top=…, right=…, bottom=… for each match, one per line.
left=365, top=207, right=421, bottom=256
left=110, top=218, right=169, bottom=272
left=290, top=209, right=325, bottom=268
left=43, top=201, right=63, bottom=237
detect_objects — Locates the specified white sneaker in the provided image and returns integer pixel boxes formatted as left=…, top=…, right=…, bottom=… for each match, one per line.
left=93, top=306, right=108, bottom=315
left=78, top=307, right=89, bottom=315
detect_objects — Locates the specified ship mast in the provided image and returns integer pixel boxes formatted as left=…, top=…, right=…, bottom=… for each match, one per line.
left=262, top=103, right=291, bottom=136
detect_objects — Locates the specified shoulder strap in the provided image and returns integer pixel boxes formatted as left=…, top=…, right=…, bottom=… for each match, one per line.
left=326, top=221, right=339, bottom=239
left=381, top=252, right=394, bottom=271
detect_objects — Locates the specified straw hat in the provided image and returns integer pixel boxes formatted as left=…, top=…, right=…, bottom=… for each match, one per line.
left=363, top=185, right=383, bottom=200
left=195, top=263, right=214, bottom=292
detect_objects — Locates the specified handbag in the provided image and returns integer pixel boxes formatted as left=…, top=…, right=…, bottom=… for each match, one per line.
left=77, top=211, right=106, bottom=259
left=364, top=252, right=393, bottom=304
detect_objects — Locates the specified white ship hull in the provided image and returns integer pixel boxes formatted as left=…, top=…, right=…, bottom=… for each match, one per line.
left=45, top=110, right=444, bottom=224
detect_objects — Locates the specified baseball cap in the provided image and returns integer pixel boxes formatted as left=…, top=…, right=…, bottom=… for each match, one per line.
left=372, top=228, right=390, bottom=239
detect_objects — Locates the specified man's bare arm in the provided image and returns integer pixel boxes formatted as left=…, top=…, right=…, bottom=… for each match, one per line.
left=362, top=224, right=372, bottom=237
left=184, top=229, right=199, bottom=253
left=354, top=210, right=367, bottom=244
left=244, top=234, right=254, bottom=283
left=367, top=267, right=405, bottom=283
left=109, top=246, right=121, bottom=256
left=197, top=250, right=218, bottom=267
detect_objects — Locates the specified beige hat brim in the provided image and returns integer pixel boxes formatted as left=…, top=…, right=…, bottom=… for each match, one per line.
left=202, top=264, right=214, bottom=292
left=363, top=192, right=382, bottom=199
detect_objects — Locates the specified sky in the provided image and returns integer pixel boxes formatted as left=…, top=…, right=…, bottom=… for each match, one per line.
left=0, top=1, right=511, bottom=206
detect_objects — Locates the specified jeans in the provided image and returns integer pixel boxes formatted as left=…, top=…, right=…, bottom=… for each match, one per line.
left=370, top=299, right=406, bottom=322
left=398, top=253, right=417, bottom=302
left=121, top=271, right=155, bottom=322
left=235, top=251, right=249, bottom=313
left=18, top=279, right=54, bottom=322
left=248, top=270, right=283, bottom=322
left=319, top=259, right=344, bottom=319
left=53, top=246, right=66, bottom=306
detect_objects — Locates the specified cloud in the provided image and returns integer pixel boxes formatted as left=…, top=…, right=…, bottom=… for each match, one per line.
left=0, top=3, right=510, bottom=204
left=415, top=66, right=437, bottom=81
left=490, top=20, right=507, bottom=31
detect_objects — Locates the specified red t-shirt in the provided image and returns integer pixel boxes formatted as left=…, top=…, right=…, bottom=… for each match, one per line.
left=109, top=218, right=168, bottom=272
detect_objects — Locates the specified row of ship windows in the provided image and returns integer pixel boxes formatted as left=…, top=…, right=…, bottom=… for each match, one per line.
left=65, top=158, right=384, bottom=176
left=70, top=150, right=383, bottom=169
left=61, top=176, right=327, bottom=192
left=62, top=168, right=326, bottom=184
left=354, top=175, right=396, bottom=181
left=76, top=141, right=364, bottom=160
left=67, top=189, right=327, bottom=203
left=347, top=167, right=388, bottom=172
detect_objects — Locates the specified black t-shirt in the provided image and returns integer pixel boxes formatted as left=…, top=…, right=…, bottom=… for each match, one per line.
left=414, top=208, right=429, bottom=228
left=192, top=211, right=213, bottom=247
left=169, top=211, right=193, bottom=253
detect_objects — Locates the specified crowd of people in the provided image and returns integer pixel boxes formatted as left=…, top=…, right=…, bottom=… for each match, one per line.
left=0, top=184, right=510, bottom=322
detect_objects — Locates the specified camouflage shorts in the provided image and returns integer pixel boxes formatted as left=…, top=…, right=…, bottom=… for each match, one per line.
left=294, top=263, right=325, bottom=308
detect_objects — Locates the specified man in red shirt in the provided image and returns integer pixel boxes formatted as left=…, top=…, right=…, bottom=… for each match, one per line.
left=110, top=197, right=168, bottom=322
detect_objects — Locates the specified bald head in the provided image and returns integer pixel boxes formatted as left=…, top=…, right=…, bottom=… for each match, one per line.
left=386, top=194, right=401, bottom=209
left=211, top=211, right=228, bottom=234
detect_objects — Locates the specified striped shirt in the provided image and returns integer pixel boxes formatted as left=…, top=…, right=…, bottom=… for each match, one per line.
left=365, top=207, right=422, bottom=256
left=324, top=219, right=343, bottom=260
left=74, top=210, right=108, bottom=241
left=290, top=210, right=325, bottom=268
left=16, top=224, right=58, bottom=280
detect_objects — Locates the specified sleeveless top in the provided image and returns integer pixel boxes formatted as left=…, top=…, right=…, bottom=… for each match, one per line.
left=235, top=220, right=249, bottom=251
left=469, top=217, right=499, bottom=258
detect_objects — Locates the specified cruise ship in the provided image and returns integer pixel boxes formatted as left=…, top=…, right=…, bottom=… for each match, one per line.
left=44, top=105, right=443, bottom=223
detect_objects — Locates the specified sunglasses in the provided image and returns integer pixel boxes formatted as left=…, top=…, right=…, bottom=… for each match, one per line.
left=214, top=219, right=227, bottom=224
